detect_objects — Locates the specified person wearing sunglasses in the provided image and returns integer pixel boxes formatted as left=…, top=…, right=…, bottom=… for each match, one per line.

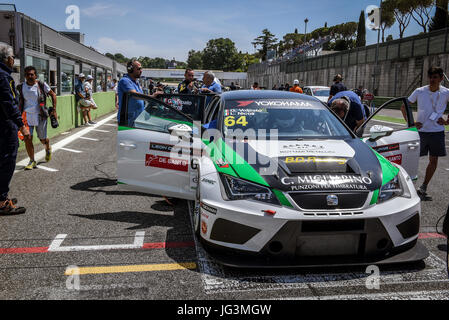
left=401, top=66, right=449, bottom=201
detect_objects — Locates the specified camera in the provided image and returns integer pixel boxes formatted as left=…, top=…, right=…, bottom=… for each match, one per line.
left=48, top=107, right=59, bottom=129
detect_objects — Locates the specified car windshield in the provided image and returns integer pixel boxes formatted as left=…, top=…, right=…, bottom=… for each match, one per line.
left=313, top=89, right=330, bottom=97
left=223, top=99, right=352, bottom=140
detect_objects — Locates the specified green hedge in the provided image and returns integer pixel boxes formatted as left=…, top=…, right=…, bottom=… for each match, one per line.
left=18, top=91, right=116, bottom=152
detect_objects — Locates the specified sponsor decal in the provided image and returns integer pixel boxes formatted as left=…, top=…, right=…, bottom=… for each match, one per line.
left=254, top=101, right=313, bottom=107
left=150, top=142, right=201, bottom=156
left=283, top=157, right=348, bottom=165
left=236, top=101, right=254, bottom=107
left=215, top=159, right=230, bottom=169
left=201, top=213, right=209, bottom=220
left=145, top=154, right=189, bottom=172
left=201, top=178, right=216, bottom=185
left=150, top=142, right=175, bottom=153
left=201, top=221, right=208, bottom=235
left=373, top=144, right=400, bottom=154
left=201, top=202, right=217, bottom=215
left=386, top=154, right=402, bottom=165
left=281, top=175, right=373, bottom=191
left=162, top=97, right=193, bottom=111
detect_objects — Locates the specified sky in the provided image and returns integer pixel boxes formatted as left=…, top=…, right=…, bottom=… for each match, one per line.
left=10, top=0, right=429, bottom=61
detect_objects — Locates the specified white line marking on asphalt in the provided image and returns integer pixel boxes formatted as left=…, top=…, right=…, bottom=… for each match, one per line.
left=37, top=166, right=59, bottom=172
left=91, top=129, right=110, bottom=133
left=61, top=132, right=70, bottom=135
left=103, top=124, right=117, bottom=127
left=59, top=147, right=83, bottom=154
left=276, top=290, right=449, bottom=300
left=48, top=232, right=146, bottom=252
left=14, top=113, right=117, bottom=174
left=79, top=137, right=99, bottom=142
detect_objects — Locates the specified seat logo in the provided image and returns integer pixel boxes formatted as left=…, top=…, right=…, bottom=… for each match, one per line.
left=327, top=195, right=339, bottom=206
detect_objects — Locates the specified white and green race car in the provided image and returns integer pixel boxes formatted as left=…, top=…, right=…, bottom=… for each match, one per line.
left=117, top=90, right=428, bottom=267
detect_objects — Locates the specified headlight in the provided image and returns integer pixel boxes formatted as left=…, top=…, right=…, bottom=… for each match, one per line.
left=220, top=174, right=279, bottom=205
left=378, top=175, right=403, bottom=203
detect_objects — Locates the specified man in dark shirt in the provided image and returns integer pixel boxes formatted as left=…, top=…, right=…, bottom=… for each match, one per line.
left=178, top=69, right=198, bottom=94
left=0, top=43, right=29, bottom=215
left=328, top=74, right=347, bottom=102
left=329, top=96, right=365, bottom=132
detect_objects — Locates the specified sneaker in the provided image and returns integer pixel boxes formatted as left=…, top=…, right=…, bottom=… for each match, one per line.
left=85, top=122, right=93, bottom=126
left=0, top=199, right=26, bottom=215
left=89, top=121, right=97, bottom=125
left=45, top=148, right=52, bottom=162
left=25, top=161, right=37, bottom=170
left=417, top=188, right=433, bottom=201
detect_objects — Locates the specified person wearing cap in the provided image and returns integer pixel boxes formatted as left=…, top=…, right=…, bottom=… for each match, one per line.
left=290, top=80, right=303, bottom=94
left=75, top=73, right=95, bottom=126
left=328, top=74, right=347, bottom=102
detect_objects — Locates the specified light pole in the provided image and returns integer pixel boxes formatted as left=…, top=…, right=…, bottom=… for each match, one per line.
left=304, top=18, right=309, bottom=42
left=372, top=0, right=382, bottom=96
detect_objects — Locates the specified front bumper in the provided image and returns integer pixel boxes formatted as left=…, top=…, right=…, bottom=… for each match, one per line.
left=198, top=168, right=428, bottom=267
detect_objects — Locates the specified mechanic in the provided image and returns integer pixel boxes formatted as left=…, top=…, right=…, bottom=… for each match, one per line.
left=0, top=42, right=29, bottom=215
left=178, top=69, right=198, bottom=94
left=17, top=66, right=57, bottom=170
left=328, top=74, right=348, bottom=102
left=290, top=80, right=303, bottom=94
left=401, top=66, right=449, bottom=201
left=329, top=95, right=365, bottom=132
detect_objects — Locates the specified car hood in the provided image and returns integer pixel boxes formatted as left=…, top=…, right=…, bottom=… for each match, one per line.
left=210, top=138, right=399, bottom=193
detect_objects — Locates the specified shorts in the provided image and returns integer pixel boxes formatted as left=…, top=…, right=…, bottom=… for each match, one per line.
left=29, top=116, right=48, bottom=140
left=419, top=131, right=446, bottom=157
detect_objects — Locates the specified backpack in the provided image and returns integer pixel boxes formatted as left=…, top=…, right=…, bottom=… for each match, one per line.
left=17, top=81, right=49, bottom=118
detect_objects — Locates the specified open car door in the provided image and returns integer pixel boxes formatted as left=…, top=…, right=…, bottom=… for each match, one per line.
left=117, top=92, right=204, bottom=200
left=356, top=97, right=420, bottom=180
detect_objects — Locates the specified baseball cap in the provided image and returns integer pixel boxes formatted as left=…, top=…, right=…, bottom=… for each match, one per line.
left=79, top=73, right=86, bottom=78
left=87, top=75, right=94, bottom=80
left=293, top=79, right=300, bottom=85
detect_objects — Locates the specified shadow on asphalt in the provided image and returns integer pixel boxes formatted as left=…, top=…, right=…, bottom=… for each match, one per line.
left=69, top=199, right=198, bottom=269
left=70, top=178, right=159, bottom=197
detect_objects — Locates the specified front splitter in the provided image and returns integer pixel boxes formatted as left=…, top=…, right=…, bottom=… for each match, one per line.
left=201, top=240, right=429, bottom=269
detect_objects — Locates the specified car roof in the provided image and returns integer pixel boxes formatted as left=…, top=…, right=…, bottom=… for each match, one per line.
left=220, top=90, right=320, bottom=102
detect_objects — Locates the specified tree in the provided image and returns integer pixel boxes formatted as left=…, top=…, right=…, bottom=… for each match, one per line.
left=380, top=1, right=396, bottom=42
left=356, top=11, right=366, bottom=47
left=252, top=29, right=278, bottom=61
left=187, top=50, right=203, bottom=69
left=384, top=0, right=413, bottom=39
left=386, top=35, right=394, bottom=41
left=429, top=0, right=448, bottom=31
left=278, top=32, right=304, bottom=55
left=201, top=38, right=243, bottom=71
left=410, top=0, right=435, bottom=33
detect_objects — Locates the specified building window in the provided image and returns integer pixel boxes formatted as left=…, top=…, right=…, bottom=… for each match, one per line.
left=61, top=63, right=74, bottom=95
left=25, top=56, right=49, bottom=83
left=96, top=68, right=105, bottom=92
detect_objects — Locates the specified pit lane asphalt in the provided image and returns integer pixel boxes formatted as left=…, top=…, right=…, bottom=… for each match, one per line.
left=0, top=112, right=447, bottom=300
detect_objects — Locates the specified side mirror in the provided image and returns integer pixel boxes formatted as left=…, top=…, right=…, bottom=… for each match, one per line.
left=368, top=125, right=394, bottom=142
left=169, top=123, right=193, bottom=139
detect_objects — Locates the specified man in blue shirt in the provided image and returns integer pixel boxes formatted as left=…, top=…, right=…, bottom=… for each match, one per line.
left=118, top=60, right=144, bottom=126
left=328, top=74, right=348, bottom=102
left=200, top=71, right=222, bottom=107
left=328, top=90, right=366, bottom=132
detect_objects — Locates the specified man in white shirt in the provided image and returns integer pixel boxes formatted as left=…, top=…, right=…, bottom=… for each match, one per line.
left=18, top=66, right=57, bottom=170
left=401, top=66, right=449, bottom=201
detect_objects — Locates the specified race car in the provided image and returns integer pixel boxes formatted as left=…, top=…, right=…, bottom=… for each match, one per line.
left=117, top=90, right=429, bottom=267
